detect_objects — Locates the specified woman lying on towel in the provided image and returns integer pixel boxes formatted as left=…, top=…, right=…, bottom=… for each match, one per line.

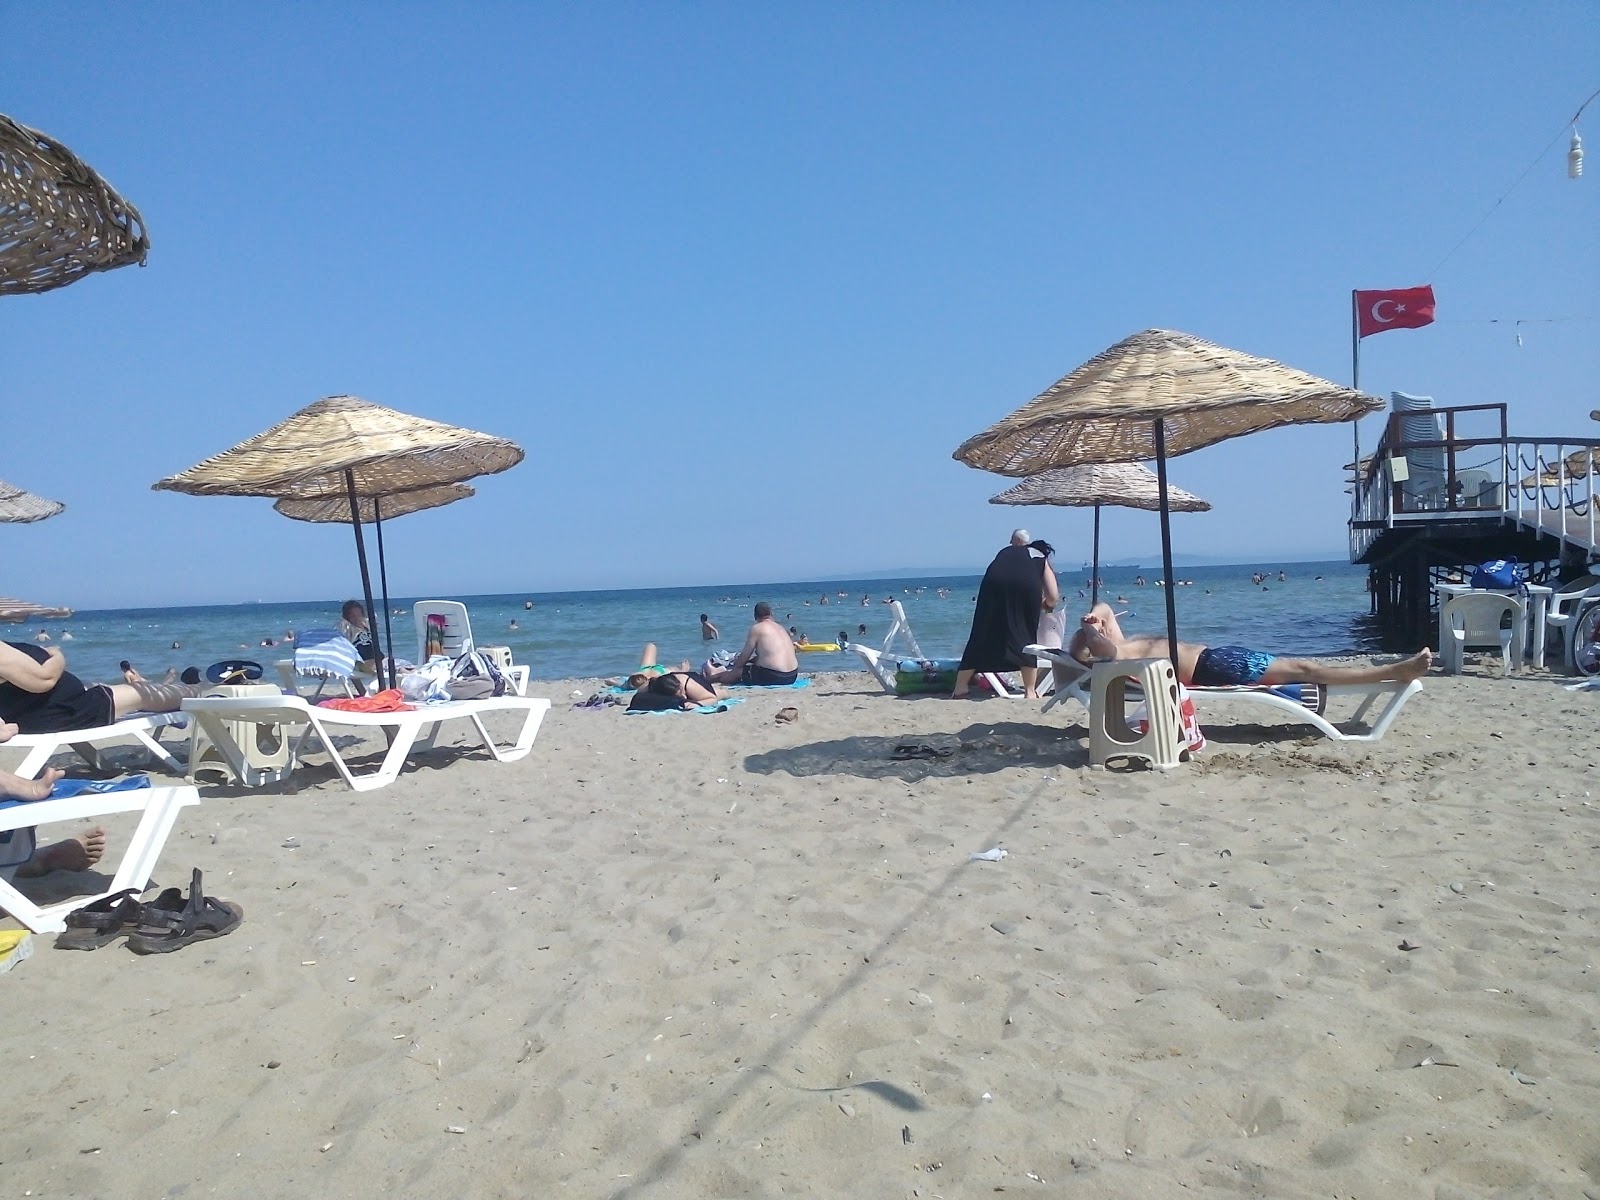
left=0, top=641, right=205, bottom=735
left=627, top=670, right=727, bottom=712
left=1067, top=603, right=1433, bottom=687
left=623, top=642, right=695, bottom=691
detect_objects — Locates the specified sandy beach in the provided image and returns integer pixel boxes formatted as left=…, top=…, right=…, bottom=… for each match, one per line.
left=2, top=664, right=1597, bottom=1199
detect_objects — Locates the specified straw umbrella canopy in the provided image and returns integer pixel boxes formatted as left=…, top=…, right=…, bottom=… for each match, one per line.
left=1, top=113, right=149, bottom=297
left=0, top=478, right=65, bottom=524
left=988, top=464, right=1210, bottom=606
left=956, top=329, right=1382, bottom=666
left=0, top=597, right=72, bottom=623
left=154, top=395, right=523, bottom=686
left=275, top=484, right=477, bottom=639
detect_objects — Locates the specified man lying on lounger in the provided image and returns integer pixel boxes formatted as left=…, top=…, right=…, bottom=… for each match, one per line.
left=1067, top=602, right=1432, bottom=687
left=0, top=641, right=204, bottom=735
left=701, top=602, right=800, bottom=686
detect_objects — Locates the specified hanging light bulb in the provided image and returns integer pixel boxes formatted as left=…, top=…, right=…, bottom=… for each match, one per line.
left=1570, top=128, right=1584, bottom=179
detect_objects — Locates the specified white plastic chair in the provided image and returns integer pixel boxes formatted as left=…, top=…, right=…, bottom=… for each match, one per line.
left=413, top=600, right=530, bottom=696
left=1441, top=592, right=1524, bottom=676
left=1540, top=575, right=1600, bottom=673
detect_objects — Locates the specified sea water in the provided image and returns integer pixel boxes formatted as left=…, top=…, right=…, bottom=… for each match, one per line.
left=17, top=560, right=1372, bottom=687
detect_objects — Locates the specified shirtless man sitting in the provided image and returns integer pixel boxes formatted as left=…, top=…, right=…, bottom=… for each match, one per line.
left=702, top=602, right=801, bottom=686
left=1067, top=602, right=1432, bottom=688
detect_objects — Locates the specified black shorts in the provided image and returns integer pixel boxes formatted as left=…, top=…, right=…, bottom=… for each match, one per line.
left=739, top=663, right=798, bottom=687
left=6, top=678, right=116, bottom=735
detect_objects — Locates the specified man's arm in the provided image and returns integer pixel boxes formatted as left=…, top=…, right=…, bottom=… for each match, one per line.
left=729, top=626, right=760, bottom=672
left=1041, top=562, right=1060, bottom=612
left=0, top=641, right=63, bottom=693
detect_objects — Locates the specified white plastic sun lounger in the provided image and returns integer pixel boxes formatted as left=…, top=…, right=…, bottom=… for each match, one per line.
left=0, top=784, right=201, bottom=933
left=1184, top=679, right=1423, bottom=742
left=1025, top=644, right=1422, bottom=742
left=182, top=694, right=550, bottom=792
left=1, top=712, right=188, bottom=779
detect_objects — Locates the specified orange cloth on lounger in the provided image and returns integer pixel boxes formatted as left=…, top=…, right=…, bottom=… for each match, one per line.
left=317, top=689, right=414, bottom=712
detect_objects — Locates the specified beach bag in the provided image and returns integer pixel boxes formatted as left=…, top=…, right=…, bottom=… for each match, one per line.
left=450, top=647, right=508, bottom=698
left=1470, top=558, right=1523, bottom=590
left=400, top=657, right=454, bottom=703
left=1132, top=684, right=1206, bottom=754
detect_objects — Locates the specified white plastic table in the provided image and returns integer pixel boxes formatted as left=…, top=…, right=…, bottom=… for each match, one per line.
left=1435, top=582, right=1553, bottom=669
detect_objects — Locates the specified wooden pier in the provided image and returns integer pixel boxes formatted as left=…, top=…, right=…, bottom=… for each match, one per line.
left=1348, top=402, right=1600, bottom=649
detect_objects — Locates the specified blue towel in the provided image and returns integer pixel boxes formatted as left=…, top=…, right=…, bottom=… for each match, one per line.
left=0, top=775, right=152, bottom=865
left=625, top=698, right=744, bottom=716
left=727, top=677, right=811, bottom=690
left=294, top=630, right=360, bottom=678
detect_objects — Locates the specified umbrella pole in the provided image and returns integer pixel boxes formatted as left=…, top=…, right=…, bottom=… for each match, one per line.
left=1153, top=419, right=1179, bottom=672
left=345, top=469, right=385, bottom=690
left=1091, top=504, right=1101, bottom=608
left=374, top=496, right=397, bottom=690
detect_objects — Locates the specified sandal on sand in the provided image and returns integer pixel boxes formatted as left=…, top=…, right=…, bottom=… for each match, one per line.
left=125, top=869, right=243, bottom=955
left=55, top=884, right=185, bottom=951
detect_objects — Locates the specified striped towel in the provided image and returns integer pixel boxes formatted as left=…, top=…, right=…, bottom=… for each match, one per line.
left=294, top=629, right=360, bottom=678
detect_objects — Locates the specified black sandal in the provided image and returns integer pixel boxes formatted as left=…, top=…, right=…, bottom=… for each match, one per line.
left=125, top=868, right=244, bottom=955
left=55, top=885, right=185, bottom=951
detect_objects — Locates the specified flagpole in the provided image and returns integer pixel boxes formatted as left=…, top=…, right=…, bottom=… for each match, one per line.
left=1351, top=290, right=1362, bottom=467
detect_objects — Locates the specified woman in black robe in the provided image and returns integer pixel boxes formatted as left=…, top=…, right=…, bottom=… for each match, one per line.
left=953, top=532, right=1060, bottom=699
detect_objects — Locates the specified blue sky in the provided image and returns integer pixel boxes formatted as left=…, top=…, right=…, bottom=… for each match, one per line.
left=7, top=4, right=1596, bottom=608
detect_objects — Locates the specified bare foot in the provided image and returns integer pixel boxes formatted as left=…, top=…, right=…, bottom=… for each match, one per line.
left=18, top=823, right=106, bottom=877
left=1, top=766, right=65, bottom=801
left=1397, top=648, right=1433, bottom=681
left=0, top=721, right=16, bottom=743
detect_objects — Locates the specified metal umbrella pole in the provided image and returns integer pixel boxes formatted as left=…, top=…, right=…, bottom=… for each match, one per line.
left=344, top=469, right=388, bottom=689
left=1153, top=419, right=1180, bottom=671
left=373, top=494, right=398, bottom=686
left=1090, top=504, right=1101, bottom=608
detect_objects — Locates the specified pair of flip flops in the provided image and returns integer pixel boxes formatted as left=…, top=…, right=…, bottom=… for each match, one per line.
left=56, top=868, right=244, bottom=954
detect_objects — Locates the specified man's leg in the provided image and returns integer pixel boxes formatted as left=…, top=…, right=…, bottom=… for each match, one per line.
left=7, top=764, right=104, bottom=877
left=107, top=680, right=205, bottom=719
left=1259, top=649, right=1432, bottom=687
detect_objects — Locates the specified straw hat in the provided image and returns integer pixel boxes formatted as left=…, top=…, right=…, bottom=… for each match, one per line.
left=0, top=113, right=149, bottom=297
left=988, top=463, right=1210, bottom=512
left=954, top=329, right=1383, bottom=476
left=153, top=395, right=523, bottom=499
left=0, top=479, right=64, bottom=524
left=274, top=483, right=475, bottom=524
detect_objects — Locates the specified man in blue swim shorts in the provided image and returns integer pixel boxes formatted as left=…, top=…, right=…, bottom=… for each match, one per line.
left=1067, top=603, right=1431, bottom=687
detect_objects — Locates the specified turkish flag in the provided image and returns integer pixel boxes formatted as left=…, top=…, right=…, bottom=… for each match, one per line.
left=1355, top=285, right=1436, bottom=338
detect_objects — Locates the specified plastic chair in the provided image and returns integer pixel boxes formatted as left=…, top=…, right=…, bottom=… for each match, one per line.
left=1441, top=592, right=1524, bottom=676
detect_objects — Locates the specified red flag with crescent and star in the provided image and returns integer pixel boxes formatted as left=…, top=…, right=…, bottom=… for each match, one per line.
left=1355, top=285, right=1436, bottom=338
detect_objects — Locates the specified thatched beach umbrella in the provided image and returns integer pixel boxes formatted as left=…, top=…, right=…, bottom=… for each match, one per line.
left=988, top=464, right=1210, bottom=606
left=275, top=484, right=476, bottom=649
left=154, top=396, right=523, bottom=686
left=0, top=479, right=65, bottom=524
left=956, top=329, right=1382, bottom=666
left=0, top=113, right=149, bottom=297
left=0, top=597, right=73, bottom=623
